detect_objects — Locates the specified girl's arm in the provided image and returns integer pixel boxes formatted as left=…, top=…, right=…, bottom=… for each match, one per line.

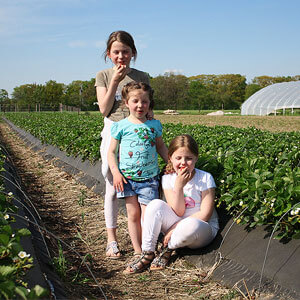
left=155, top=136, right=168, bottom=163
left=190, top=188, right=215, bottom=222
left=163, top=169, right=192, bottom=217
left=96, top=65, right=128, bottom=116
left=107, top=137, right=127, bottom=192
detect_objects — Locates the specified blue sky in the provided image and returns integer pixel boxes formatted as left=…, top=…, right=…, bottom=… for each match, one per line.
left=1, top=0, right=300, bottom=95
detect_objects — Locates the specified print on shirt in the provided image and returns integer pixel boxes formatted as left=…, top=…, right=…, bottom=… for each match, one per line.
left=121, top=127, right=157, bottom=180
left=115, top=89, right=122, bottom=101
left=184, top=194, right=196, bottom=208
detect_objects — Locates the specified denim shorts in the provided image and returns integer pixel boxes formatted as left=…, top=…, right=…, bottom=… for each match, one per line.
left=117, top=175, right=159, bottom=205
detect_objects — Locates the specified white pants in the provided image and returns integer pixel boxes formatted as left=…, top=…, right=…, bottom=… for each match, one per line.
left=100, top=118, right=118, bottom=229
left=142, top=199, right=217, bottom=252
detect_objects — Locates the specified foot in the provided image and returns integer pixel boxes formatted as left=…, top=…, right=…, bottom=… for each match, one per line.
left=150, top=247, right=173, bottom=270
left=106, top=241, right=121, bottom=259
left=126, top=252, right=142, bottom=267
left=123, top=251, right=155, bottom=274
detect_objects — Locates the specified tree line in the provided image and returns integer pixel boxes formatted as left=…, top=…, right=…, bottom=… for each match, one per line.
left=1, top=74, right=299, bottom=112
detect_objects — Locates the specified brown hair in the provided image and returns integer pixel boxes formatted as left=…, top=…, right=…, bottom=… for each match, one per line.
left=104, top=31, right=137, bottom=62
left=122, top=81, right=154, bottom=110
left=165, top=134, right=199, bottom=174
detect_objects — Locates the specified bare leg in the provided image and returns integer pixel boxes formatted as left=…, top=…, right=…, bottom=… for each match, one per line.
left=126, top=196, right=142, bottom=254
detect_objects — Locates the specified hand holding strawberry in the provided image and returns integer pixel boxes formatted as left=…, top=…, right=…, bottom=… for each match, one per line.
left=176, top=167, right=192, bottom=188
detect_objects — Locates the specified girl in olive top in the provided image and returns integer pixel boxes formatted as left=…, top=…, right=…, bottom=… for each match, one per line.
left=95, top=30, right=150, bottom=259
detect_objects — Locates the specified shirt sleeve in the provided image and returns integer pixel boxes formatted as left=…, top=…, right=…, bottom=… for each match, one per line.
left=110, top=122, right=121, bottom=140
left=95, top=70, right=107, bottom=87
left=155, top=120, right=163, bottom=137
left=200, top=171, right=216, bottom=191
left=162, top=174, right=172, bottom=190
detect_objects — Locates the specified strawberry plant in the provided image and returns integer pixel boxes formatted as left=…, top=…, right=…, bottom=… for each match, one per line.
left=0, top=152, right=49, bottom=299
left=3, top=112, right=299, bottom=240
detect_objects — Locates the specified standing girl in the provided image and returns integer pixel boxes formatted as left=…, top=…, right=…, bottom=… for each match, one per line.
left=108, top=81, right=168, bottom=258
left=124, top=134, right=219, bottom=274
left=95, top=31, right=150, bottom=258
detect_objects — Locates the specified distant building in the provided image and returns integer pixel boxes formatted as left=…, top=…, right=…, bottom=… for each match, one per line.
left=241, top=81, right=300, bottom=115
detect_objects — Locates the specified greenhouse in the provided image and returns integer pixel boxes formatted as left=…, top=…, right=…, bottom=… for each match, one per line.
left=241, top=81, right=300, bottom=115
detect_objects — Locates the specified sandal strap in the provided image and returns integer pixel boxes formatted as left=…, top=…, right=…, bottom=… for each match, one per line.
left=126, top=252, right=142, bottom=267
left=151, top=247, right=172, bottom=268
left=106, top=241, right=120, bottom=255
left=129, top=251, right=154, bottom=272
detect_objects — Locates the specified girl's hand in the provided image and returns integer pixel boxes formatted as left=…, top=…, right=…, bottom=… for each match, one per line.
left=163, top=221, right=179, bottom=247
left=112, top=64, right=130, bottom=83
left=113, top=172, right=127, bottom=192
left=176, top=167, right=192, bottom=188
left=163, top=228, right=174, bottom=247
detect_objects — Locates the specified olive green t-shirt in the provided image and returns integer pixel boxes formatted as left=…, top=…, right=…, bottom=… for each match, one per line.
left=95, top=68, right=150, bottom=122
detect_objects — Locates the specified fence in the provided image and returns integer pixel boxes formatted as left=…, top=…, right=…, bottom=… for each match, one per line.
left=0, top=103, right=81, bottom=113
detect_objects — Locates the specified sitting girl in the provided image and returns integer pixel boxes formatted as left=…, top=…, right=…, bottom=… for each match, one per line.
left=124, top=134, right=219, bottom=274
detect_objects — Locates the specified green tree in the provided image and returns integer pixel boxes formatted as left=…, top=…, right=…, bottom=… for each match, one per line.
left=44, top=80, right=65, bottom=110
left=187, top=81, right=212, bottom=110
left=252, top=75, right=300, bottom=88
left=188, top=74, right=246, bottom=109
left=11, top=84, right=38, bottom=110
left=244, top=83, right=261, bottom=100
left=0, top=89, right=9, bottom=103
left=81, top=78, right=97, bottom=111
left=0, top=89, right=10, bottom=111
left=151, top=73, right=188, bottom=110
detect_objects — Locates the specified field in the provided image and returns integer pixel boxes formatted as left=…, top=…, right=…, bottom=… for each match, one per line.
left=0, top=112, right=299, bottom=299
left=155, top=114, right=300, bottom=133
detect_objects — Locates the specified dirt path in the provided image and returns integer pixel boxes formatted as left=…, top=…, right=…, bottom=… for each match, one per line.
left=0, top=121, right=240, bottom=300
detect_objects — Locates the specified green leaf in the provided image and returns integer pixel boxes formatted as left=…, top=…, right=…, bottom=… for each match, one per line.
left=0, top=265, right=16, bottom=276
left=15, top=286, right=28, bottom=300
left=0, top=233, right=10, bottom=246
left=260, top=181, right=273, bottom=189
left=0, top=280, right=15, bottom=299
left=32, top=285, right=49, bottom=297
left=17, top=228, right=31, bottom=237
left=293, top=185, right=300, bottom=195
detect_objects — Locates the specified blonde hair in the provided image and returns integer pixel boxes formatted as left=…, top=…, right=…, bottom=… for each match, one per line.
left=165, top=135, right=199, bottom=174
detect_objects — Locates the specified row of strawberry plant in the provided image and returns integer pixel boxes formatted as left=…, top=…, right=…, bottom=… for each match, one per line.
left=0, top=149, right=48, bottom=299
left=2, top=112, right=299, bottom=240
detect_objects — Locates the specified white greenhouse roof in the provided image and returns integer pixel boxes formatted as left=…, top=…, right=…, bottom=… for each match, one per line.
left=241, top=81, right=300, bottom=115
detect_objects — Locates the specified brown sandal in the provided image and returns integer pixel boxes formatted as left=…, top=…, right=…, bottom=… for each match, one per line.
left=150, top=247, right=173, bottom=271
left=123, top=251, right=155, bottom=274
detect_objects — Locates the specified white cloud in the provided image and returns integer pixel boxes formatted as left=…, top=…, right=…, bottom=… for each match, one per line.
left=164, top=69, right=184, bottom=74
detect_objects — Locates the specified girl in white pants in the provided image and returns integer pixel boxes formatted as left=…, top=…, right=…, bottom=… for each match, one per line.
left=124, top=134, right=219, bottom=274
left=95, top=31, right=150, bottom=258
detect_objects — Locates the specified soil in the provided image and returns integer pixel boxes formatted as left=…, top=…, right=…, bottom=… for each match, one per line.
left=0, top=121, right=248, bottom=300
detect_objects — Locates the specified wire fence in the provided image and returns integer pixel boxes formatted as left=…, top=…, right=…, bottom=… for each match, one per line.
left=0, top=103, right=81, bottom=113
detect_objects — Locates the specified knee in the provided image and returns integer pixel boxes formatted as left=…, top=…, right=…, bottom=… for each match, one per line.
left=127, top=210, right=141, bottom=223
left=146, top=199, right=166, bottom=214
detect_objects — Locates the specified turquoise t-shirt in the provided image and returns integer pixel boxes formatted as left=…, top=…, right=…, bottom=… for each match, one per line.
left=111, top=118, right=162, bottom=181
